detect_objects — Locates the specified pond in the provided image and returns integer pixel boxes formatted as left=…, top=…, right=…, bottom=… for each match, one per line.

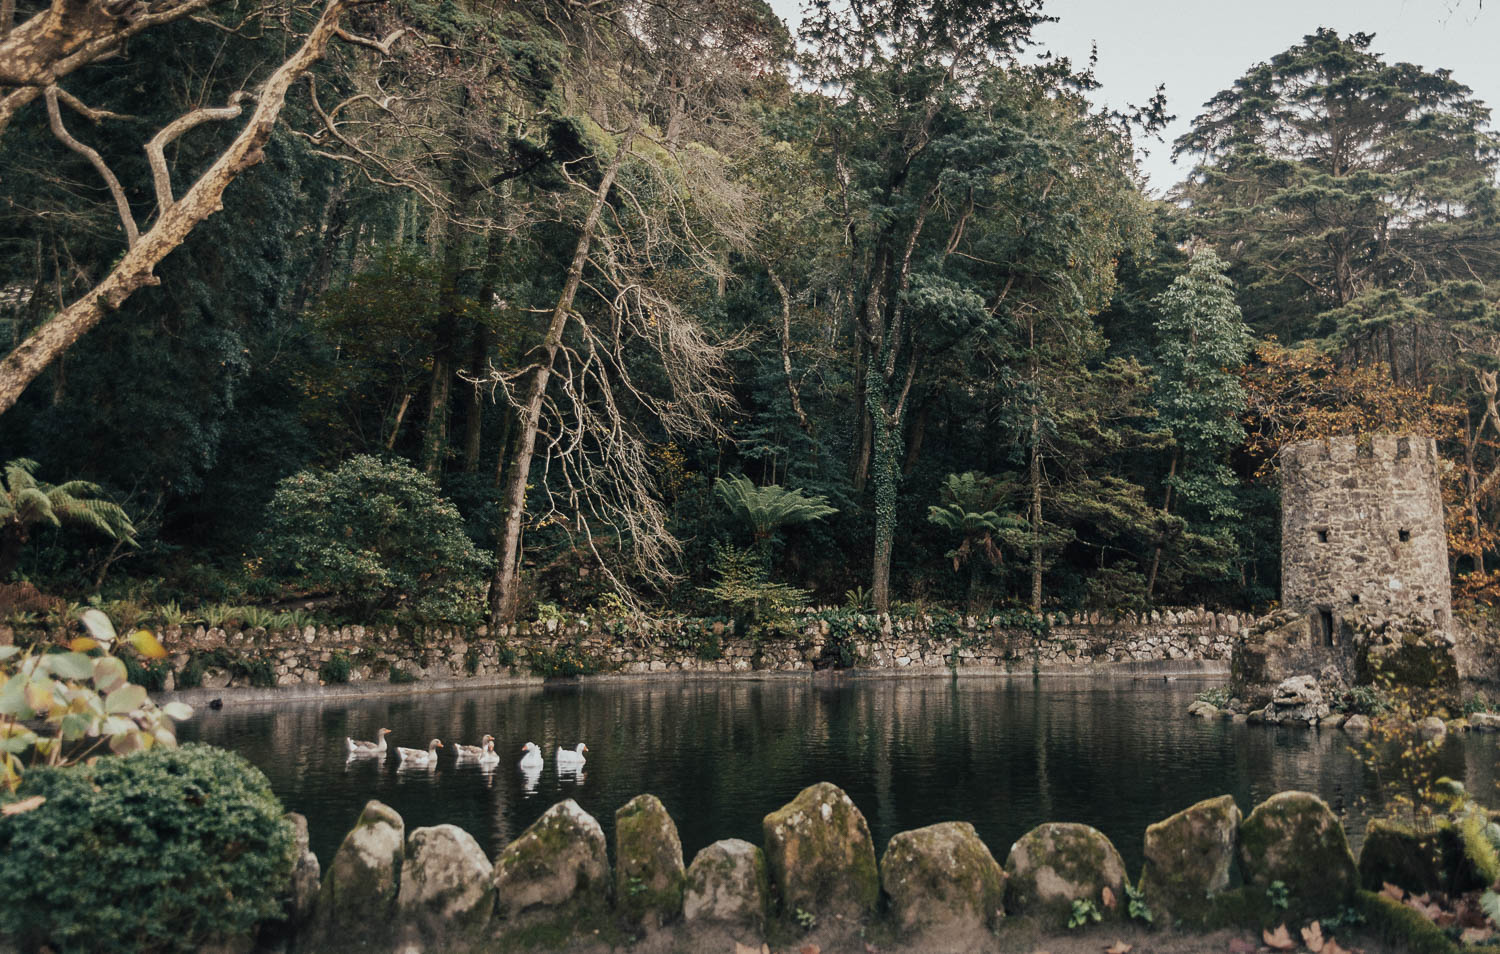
left=178, top=673, right=1500, bottom=874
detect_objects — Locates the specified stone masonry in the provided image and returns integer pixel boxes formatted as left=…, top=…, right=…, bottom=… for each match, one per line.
left=1280, top=435, right=1451, bottom=634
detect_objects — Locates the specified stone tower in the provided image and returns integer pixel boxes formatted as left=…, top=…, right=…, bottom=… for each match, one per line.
left=1280, top=435, right=1451, bottom=639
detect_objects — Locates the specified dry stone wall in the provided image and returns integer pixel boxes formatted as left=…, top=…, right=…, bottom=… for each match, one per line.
left=137, top=607, right=1240, bottom=692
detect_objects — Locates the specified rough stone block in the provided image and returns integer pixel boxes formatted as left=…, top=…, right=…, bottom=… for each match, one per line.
left=614, top=794, right=685, bottom=929
left=492, top=799, right=609, bottom=925
left=398, top=824, right=494, bottom=936
left=880, top=821, right=1005, bottom=937
left=1238, top=791, right=1357, bottom=916
left=683, top=839, right=769, bottom=930
left=762, top=782, right=878, bottom=920
left=1003, top=822, right=1126, bottom=927
left=1139, top=795, right=1240, bottom=923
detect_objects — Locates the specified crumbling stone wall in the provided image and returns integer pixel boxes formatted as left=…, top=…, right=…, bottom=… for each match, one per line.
left=1281, top=435, right=1452, bottom=634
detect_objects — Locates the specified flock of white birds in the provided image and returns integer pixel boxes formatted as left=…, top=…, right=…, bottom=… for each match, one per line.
left=344, top=727, right=588, bottom=775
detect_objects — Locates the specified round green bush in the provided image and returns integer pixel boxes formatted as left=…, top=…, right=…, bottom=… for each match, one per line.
left=0, top=744, right=295, bottom=954
left=261, top=454, right=491, bottom=621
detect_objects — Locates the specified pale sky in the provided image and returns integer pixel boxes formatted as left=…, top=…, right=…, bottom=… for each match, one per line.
left=766, top=0, right=1499, bottom=195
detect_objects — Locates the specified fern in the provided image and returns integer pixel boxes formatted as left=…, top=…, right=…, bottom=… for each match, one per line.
left=1481, top=890, right=1500, bottom=926
left=714, top=475, right=836, bottom=543
left=0, top=459, right=135, bottom=576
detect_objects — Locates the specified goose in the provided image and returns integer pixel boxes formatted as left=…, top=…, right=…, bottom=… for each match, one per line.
left=519, top=741, right=544, bottom=770
left=555, top=742, right=588, bottom=767
left=453, top=734, right=495, bottom=760
left=345, top=728, right=392, bottom=756
left=477, top=739, right=500, bottom=766
left=396, top=738, right=443, bottom=767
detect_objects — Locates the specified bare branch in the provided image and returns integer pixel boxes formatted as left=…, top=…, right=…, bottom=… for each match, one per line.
left=53, top=85, right=131, bottom=122
left=144, top=90, right=251, bottom=211
left=43, top=85, right=138, bottom=247
left=0, top=0, right=360, bottom=416
left=334, top=24, right=404, bottom=54
left=0, top=0, right=226, bottom=90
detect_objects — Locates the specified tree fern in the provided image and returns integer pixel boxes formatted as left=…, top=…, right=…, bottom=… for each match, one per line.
left=714, top=475, right=836, bottom=543
left=0, top=459, right=135, bottom=577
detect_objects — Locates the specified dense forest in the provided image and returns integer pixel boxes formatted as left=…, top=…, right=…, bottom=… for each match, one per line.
left=1, top=0, right=1497, bottom=626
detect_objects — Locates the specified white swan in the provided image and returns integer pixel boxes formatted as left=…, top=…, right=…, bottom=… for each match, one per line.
left=345, top=728, right=391, bottom=756
left=519, top=741, right=544, bottom=770
left=555, top=742, right=588, bottom=767
left=453, top=734, right=495, bottom=760
left=476, top=739, right=500, bottom=766
left=396, top=738, right=443, bottom=767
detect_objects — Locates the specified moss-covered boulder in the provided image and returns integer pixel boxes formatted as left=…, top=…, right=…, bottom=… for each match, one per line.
left=762, top=782, right=878, bottom=920
left=1357, top=819, right=1471, bottom=896
left=683, top=839, right=770, bottom=930
left=285, top=813, right=321, bottom=926
left=1139, top=795, right=1241, bottom=923
left=880, top=822, right=1005, bottom=938
left=1238, top=792, right=1357, bottom=917
left=1003, top=822, right=1126, bottom=927
left=614, top=794, right=685, bottom=929
left=492, top=800, right=609, bottom=926
left=398, top=824, right=494, bottom=937
left=310, top=800, right=404, bottom=947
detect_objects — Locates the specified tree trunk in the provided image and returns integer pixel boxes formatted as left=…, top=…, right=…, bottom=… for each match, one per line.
left=0, top=525, right=25, bottom=579
left=1145, top=449, right=1177, bottom=600
left=1029, top=418, right=1042, bottom=615
left=0, top=0, right=357, bottom=416
left=869, top=408, right=898, bottom=613
left=488, top=133, right=632, bottom=624
left=461, top=326, right=489, bottom=473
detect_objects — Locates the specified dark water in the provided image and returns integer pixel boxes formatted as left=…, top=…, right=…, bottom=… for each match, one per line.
left=178, top=674, right=1500, bottom=874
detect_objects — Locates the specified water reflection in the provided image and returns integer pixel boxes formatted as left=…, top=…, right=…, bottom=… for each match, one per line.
left=178, top=674, right=1499, bottom=874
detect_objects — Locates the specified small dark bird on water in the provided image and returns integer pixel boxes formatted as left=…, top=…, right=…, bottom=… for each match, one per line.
left=209, top=698, right=223, bottom=710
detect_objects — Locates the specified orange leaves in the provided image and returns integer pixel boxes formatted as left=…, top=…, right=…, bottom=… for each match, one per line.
left=1262, top=924, right=1296, bottom=950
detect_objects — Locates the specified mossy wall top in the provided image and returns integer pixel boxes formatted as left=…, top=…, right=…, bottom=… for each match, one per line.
left=1280, top=436, right=1451, bottom=628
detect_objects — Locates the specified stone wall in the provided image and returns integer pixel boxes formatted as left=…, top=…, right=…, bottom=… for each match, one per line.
left=142, top=606, right=1241, bottom=692
left=1280, top=435, right=1452, bottom=631
left=270, top=782, right=1467, bottom=953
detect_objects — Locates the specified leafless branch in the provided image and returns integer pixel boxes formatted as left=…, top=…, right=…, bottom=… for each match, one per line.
left=43, top=84, right=138, bottom=247
left=144, top=90, right=251, bottom=211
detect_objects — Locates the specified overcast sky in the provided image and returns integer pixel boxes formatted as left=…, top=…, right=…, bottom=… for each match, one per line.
left=764, top=0, right=1498, bottom=195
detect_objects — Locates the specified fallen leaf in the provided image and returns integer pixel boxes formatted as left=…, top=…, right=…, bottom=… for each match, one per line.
left=1, top=795, right=45, bottom=816
left=1320, top=939, right=1353, bottom=954
left=1263, top=924, right=1296, bottom=951
left=864, top=945, right=881, bottom=954
left=1462, top=927, right=1495, bottom=944
left=800, top=946, right=819, bottom=954
left=732, top=944, right=757, bottom=954
left=1301, top=920, right=1325, bottom=952
left=1380, top=881, right=1405, bottom=902
left=1102, top=885, right=1117, bottom=910
left=1104, top=941, right=1132, bottom=954
left=1227, top=937, right=1258, bottom=954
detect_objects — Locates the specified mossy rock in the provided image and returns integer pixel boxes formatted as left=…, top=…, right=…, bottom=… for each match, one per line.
left=1003, top=822, right=1126, bottom=928
left=879, top=821, right=1005, bottom=938
left=309, top=800, right=404, bottom=949
left=683, top=838, right=769, bottom=931
left=285, top=812, right=321, bottom=928
left=614, top=794, right=685, bottom=929
left=1357, top=819, right=1481, bottom=897
left=397, top=824, right=494, bottom=939
left=762, top=782, right=878, bottom=921
left=1352, top=889, right=1463, bottom=954
left=1238, top=791, right=1356, bottom=918
left=492, top=799, right=609, bottom=931
left=1139, top=794, right=1241, bottom=924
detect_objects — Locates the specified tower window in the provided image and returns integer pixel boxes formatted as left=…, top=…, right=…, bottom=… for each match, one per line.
left=1350, top=594, right=1360, bottom=605
left=1318, top=609, right=1335, bottom=646
left=1316, top=529, right=1330, bottom=543
left=1398, top=529, right=1411, bottom=542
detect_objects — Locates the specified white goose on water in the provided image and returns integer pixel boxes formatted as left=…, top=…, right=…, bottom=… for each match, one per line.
left=397, top=738, right=443, bottom=767
left=477, top=739, right=500, bottom=766
left=453, top=734, right=495, bottom=760
left=345, top=728, right=392, bottom=756
left=555, top=743, right=588, bottom=767
left=519, top=741, right=544, bottom=770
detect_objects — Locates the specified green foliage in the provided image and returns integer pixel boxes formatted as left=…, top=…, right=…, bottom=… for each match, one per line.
left=388, top=666, right=418, bottom=684
left=0, top=459, right=136, bottom=577
left=1195, top=686, right=1232, bottom=708
left=527, top=642, right=601, bottom=678
left=319, top=652, right=352, bottom=685
left=1124, top=880, right=1154, bottom=924
left=0, top=609, right=187, bottom=791
left=1266, top=879, right=1290, bottom=911
left=0, top=744, right=295, bottom=954
left=699, top=545, right=809, bottom=624
left=261, top=455, right=490, bottom=621
left=1068, top=898, right=1103, bottom=929
left=1336, top=685, right=1393, bottom=716
left=793, top=907, right=817, bottom=931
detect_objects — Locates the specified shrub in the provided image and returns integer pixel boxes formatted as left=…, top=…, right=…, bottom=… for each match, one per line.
left=389, top=665, right=417, bottom=684
left=261, top=455, right=491, bottom=621
left=0, top=744, right=295, bottom=953
left=528, top=641, right=601, bottom=678
left=319, top=651, right=352, bottom=685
